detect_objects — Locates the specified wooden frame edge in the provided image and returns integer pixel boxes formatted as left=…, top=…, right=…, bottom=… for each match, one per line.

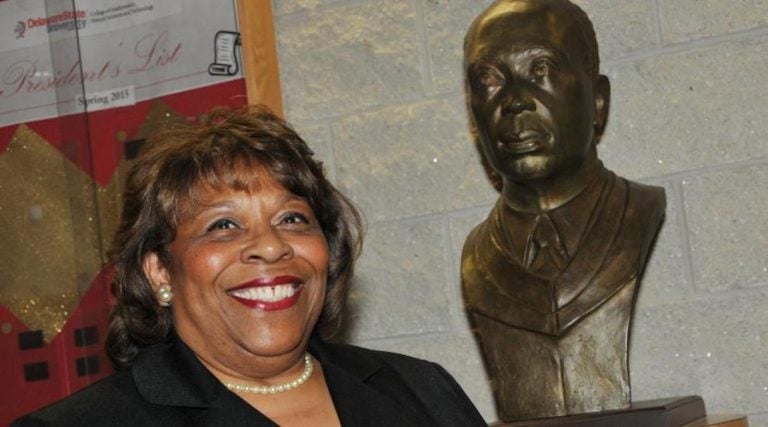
left=236, top=0, right=283, bottom=116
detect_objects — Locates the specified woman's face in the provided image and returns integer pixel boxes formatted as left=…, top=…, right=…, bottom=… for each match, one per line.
left=144, top=167, right=329, bottom=372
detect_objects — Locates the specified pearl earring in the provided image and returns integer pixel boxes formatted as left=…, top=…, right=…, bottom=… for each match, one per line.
left=157, top=283, right=173, bottom=307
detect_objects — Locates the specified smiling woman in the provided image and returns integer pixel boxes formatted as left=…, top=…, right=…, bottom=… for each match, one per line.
left=13, top=106, right=485, bottom=427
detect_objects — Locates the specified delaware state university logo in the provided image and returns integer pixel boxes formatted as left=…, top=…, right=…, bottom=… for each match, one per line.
left=14, top=21, right=26, bottom=39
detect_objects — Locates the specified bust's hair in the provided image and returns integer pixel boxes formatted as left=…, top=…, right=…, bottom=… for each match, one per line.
left=464, top=0, right=600, bottom=79
left=105, top=105, right=363, bottom=369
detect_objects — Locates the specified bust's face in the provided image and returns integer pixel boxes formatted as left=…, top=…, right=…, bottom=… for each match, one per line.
left=465, top=1, right=604, bottom=184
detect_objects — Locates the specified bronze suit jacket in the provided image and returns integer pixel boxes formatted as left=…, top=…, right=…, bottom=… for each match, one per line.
left=14, top=334, right=485, bottom=426
left=462, top=168, right=665, bottom=419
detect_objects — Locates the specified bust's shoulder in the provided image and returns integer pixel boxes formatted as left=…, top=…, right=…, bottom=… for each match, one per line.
left=625, top=179, right=666, bottom=206
left=621, top=178, right=666, bottom=226
left=460, top=205, right=496, bottom=257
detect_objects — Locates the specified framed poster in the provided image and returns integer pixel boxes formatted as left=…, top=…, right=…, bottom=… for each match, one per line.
left=0, top=1, right=281, bottom=423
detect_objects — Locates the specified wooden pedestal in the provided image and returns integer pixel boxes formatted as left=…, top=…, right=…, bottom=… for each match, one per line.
left=684, top=415, right=749, bottom=427
left=495, top=396, right=749, bottom=427
left=497, top=396, right=710, bottom=427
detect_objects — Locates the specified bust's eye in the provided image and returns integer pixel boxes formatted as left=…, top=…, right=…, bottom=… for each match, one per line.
left=473, top=67, right=505, bottom=94
left=206, top=218, right=238, bottom=231
left=531, top=60, right=555, bottom=79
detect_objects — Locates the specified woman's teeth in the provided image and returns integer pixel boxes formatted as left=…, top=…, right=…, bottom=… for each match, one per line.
left=231, top=284, right=297, bottom=302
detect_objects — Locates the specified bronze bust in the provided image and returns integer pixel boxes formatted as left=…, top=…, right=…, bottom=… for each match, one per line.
left=460, top=0, right=666, bottom=421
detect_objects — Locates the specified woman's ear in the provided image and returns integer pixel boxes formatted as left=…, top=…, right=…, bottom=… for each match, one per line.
left=142, top=252, right=172, bottom=304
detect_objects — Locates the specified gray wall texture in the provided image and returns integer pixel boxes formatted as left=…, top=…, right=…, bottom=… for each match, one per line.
left=271, top=0, right=768, bottom=423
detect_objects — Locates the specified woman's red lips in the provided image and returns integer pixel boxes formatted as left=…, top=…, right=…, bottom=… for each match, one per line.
left=228, top=275, right=303, bottom=311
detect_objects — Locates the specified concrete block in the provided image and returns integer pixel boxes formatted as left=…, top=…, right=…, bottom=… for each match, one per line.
left=572, top=0, right=658, bottom=59
left=272, top=0, right=336, bottom=16
left=659, top=0, right=768, bottom=44
left=684, top=164, right=768, bottom=292
left=600, top=36, right=768, bottom=179
left=630, top=303, right=703, bottom=402
left=635, top=181, right=691, bottom=309
left=291, top=121, right=337, bottom=183
left=692, top=291, right=768, bottom=414
left=423, top=0, right=494, bottom=94
left=332, top=97, right=497, bottom=223
left=631, top=290, right=768, bottom=415
left=343, top=218, right=454, bottom=341
left=747, top=413, right=768, bottom=427
left=359, top=333, right=497, bottom=422
left=275, top=1, right=423, bottom=121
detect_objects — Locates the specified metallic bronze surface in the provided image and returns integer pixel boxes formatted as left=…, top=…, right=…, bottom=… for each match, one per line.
left=460, top=0, right=666, bottom=420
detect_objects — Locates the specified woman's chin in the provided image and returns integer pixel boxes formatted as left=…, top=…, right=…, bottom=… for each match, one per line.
left=232, top=318, right=317, bottom=358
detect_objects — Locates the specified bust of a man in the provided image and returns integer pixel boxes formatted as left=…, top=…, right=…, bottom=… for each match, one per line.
left=461, top=0, right=666, bottom=421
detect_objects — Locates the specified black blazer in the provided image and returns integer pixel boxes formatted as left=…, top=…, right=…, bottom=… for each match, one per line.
left=14, top=335, right=485, bottom=426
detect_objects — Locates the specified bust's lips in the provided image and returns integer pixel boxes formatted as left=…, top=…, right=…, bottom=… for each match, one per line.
left=497, top=130, right=549, bottom=154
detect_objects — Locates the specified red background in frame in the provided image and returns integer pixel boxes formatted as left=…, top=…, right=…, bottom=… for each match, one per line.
left=0, top=79, right=248, bottom=424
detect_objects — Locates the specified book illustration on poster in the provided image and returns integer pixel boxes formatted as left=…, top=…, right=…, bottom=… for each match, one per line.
left=209, top=30, right=241, bottom=76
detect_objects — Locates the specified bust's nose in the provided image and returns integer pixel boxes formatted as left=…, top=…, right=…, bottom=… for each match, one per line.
left=500, top=86, right=535, bottom=116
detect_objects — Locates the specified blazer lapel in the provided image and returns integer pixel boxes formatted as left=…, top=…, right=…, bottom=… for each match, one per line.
left=132, top=336, right=277, bottom=426
left=311, top=339, right=433, bottom=426
left=132, top=338, right=220, bottom=408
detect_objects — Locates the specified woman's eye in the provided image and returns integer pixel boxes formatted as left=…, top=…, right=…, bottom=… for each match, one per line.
left=207, top=218, right=238, bottom=231
left=281, top=212, right=310, bottom=225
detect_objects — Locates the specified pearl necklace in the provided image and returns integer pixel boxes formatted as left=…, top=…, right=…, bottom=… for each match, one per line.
left=224, top=353, right=313, bottom=395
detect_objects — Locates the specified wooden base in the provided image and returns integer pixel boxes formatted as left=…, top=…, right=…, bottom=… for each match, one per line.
left=497, top=396, right=706, bottom=427
left=684, top=415, right=749, bottom=427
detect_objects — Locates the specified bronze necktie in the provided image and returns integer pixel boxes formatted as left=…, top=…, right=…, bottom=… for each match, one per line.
left=524, top=214, right=569, bottom=278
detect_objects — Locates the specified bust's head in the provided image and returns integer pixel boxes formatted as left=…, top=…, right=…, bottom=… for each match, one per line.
left=464, top=0, right=609, bottom=187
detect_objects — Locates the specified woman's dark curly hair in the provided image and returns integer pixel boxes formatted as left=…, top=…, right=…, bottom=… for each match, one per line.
left=105, top=105, right=363, bottom=369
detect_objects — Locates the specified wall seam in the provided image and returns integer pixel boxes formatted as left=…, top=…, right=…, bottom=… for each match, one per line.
left=634, top=156, right=768, bottom=185
left=651, top=0, right=664, bottom=47
left=674, top=179, right=697, bottom=294
left=604, top=24, right=768, bottom=69
left=365, top=202, right=495, bottom=228
left=414, top=0, right=436, bottom=96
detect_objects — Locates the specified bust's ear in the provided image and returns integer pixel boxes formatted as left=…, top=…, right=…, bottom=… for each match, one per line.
left=142, top=251, right=171, bottom=295
left=593, top=74, right=611, bottom=139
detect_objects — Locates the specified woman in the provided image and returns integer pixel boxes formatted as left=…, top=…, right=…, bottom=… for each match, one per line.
left=15, top=106, right=485, bottom=426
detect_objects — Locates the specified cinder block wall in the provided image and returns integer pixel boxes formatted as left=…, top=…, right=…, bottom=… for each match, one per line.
left=271, top=0, right=768, bottom=423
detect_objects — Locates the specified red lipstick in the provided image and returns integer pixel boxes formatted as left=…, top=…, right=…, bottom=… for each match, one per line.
left=228, top=275, right=304, bottom=311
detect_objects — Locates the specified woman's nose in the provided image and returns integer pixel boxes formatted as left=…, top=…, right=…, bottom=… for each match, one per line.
left=240, top=228, right=294, bottom=264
